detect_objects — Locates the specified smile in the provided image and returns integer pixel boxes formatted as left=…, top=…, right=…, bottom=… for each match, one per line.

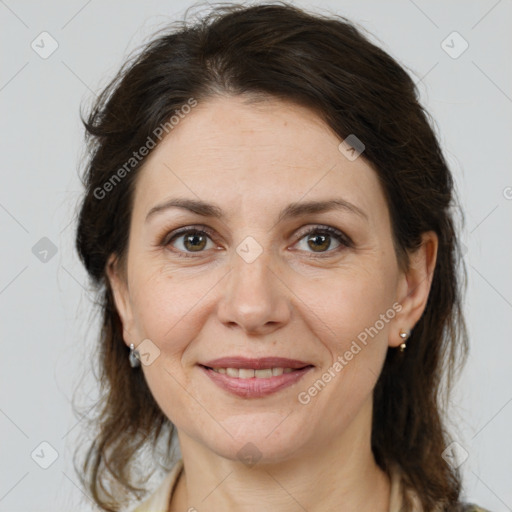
left=209, top=367, right=295, bottom=378
left=198, top=357, right=314, bottom=398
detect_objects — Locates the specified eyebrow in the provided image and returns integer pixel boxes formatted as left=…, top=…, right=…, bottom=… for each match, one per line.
left=145, top=197, right=368, bottom=223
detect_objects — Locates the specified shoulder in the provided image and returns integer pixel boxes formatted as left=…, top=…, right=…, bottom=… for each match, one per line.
left=456, top=505, right=491, bottom=512
left=130, top=460, right=183, bottom=512
left=388, top=464, right=491, bottom=512
left=429, top=501, right=491, bottom=512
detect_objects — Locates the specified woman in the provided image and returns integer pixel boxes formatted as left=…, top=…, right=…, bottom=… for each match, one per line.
left=74, top=3, right=489, bottom=511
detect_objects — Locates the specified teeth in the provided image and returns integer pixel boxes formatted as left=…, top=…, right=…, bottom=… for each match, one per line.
left=211, top=367, right=294, bottom=378
left=226, top=368, right=239, bottom=377
left=255, top=368, right=273, bottom=378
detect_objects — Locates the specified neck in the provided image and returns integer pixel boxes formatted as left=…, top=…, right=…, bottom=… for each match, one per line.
left=170, top=399, right=390, bottom=512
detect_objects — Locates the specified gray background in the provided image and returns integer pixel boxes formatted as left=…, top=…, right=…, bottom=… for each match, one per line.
left=1, top=0, right=511, bottom=510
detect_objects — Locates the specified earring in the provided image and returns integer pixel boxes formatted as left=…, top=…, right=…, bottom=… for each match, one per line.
left=129, top=343, right=141, bottom=367
left=399, top=329, right=411, bottom=352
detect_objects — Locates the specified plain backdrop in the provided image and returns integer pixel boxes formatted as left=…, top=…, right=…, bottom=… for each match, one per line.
left=1, top=0, right=511, bottom=510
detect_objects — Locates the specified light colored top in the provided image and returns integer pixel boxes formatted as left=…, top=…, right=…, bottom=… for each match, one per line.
left=130, top=460, right=421, bottom=512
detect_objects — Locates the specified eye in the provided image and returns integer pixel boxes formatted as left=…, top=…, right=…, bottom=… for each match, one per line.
left=293, top=225, right=352, bottom=255
left=160, top=224, right=352, bottom=258
left=163, top=227, right=217, bottom=257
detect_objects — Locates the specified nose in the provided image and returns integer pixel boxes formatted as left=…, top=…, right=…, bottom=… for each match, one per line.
left=216, top=246, right=291, bottom=336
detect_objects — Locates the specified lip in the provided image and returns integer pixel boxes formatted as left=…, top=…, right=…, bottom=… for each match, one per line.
left=201, top=357, right=311, bottom=370
left=198, top=357, right=314, bottom=398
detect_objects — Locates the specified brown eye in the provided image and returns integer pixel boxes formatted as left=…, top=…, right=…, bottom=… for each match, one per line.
left=165, top=228, right=215, bottom=256
left=294, top=226, right=351, bottom=255
left=306, top=233, right=332, bottom=252
left=182, top=231, right=208, bottom=251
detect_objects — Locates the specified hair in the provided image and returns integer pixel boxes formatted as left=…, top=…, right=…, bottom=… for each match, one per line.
left=73, top=2, right=469, bottom=511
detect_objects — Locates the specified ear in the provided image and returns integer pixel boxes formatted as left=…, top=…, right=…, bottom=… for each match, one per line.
left=105, top=253, right=136, bottom=348
left=389, top=231, right=438, bottom=348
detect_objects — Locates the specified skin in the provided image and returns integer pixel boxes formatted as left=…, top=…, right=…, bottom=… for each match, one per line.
left=107, top=95, right=438, bottom=511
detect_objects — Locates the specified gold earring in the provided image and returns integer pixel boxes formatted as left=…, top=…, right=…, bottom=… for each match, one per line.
left=399, top=329, right=410, bottom=352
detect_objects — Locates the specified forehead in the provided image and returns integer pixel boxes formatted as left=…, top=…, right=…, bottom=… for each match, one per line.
left=131, top=95, right=387, bottom=227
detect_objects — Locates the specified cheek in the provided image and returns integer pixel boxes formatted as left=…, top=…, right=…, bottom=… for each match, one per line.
left=129, top=263, right=212, bottom=343
left=296, top=279, right=393, bottom=436
left=295, top=260, right=396, bottom=409
left=305, top=261, right=397, bottom=351
left=128, top=271, right=211, bottom=429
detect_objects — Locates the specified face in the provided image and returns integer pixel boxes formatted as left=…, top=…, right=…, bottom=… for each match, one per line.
left=108, top=95, right=434, bottom=463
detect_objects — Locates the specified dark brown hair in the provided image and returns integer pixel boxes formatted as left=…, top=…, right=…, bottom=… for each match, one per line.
left=74, top=2, right=469, bottom=510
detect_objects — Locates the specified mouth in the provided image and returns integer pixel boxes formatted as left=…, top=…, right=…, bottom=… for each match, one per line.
left=205, top=366, right=301, bottom=378
left=198, top=357, right=314, bottom=398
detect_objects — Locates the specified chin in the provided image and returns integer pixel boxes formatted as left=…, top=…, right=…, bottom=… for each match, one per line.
left=201, top=412, right=314, bottom=465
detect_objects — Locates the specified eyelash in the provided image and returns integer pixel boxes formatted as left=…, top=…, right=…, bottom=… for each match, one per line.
left=159, top=224, right=353, bottom=259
